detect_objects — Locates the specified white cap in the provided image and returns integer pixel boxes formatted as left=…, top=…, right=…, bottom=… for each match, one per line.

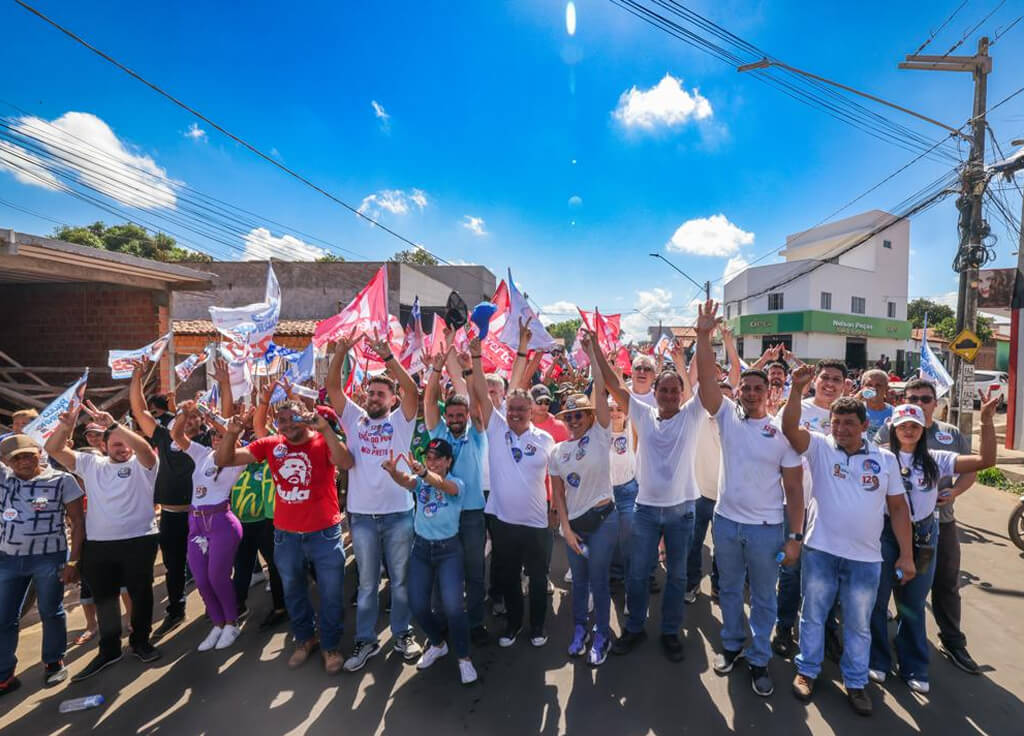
left=892, top=403, right=926, bottom=427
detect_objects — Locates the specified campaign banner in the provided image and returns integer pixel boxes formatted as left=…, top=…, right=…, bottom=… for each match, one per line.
left=314, top=265, right=390, bottom=348
left=209, top=263, right=281, bottom=356
left=108, top=333, right=170, bottom=380
left=174, top=353, right=207, bottom=383
left=24, top=370, right=89, bottom=445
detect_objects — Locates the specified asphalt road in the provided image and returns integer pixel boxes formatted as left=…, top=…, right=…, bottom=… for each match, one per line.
left=2, top=483, right=1023, bottom=736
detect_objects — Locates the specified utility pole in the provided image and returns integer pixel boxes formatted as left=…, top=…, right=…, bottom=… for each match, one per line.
left=900, top=37, right=992, bottom=438
left=649, top=253, right=710, bottom=300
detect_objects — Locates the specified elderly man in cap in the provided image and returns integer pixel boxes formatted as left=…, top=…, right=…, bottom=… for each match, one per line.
left=0, top=434, right=85, bottom=695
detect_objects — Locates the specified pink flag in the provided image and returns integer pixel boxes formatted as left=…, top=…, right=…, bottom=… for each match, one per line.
left=314, top=265, right=390, bottom=348
left=426, top=315, right=448, bottom=357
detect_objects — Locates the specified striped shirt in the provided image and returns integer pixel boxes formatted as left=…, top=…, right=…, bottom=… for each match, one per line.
left=0, top=465, right=83, bottom=556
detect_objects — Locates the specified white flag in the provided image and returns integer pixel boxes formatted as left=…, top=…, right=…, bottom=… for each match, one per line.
left=209, top=263, right=281, bottom=356
left=24, top=370, right=89, bottom=445
left=498, top=269, right=557, bottom=351
left=919, top=319, right=953, bottom=398
left=108, top=334, right=170, bottom=380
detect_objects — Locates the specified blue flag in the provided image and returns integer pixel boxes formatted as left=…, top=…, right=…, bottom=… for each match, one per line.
left=919, top=314, right=953, bottom=398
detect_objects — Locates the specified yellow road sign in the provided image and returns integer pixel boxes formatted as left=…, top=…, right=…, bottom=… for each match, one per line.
left=949, top=328, right=981, bottom=363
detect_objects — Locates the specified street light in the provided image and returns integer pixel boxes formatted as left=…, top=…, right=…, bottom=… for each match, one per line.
left=649, top=253, right=710, bottom=300
left=736, top=57, right=970, bottom=140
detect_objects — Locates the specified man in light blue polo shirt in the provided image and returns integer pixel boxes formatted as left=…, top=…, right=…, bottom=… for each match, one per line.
left=424, top=353, right=488, bottom=646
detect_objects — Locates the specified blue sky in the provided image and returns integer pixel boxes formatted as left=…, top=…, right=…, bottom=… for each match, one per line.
left=1, top=0, right=1022, bottom=338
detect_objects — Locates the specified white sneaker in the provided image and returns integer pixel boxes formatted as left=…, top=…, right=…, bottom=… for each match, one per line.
left=198, top=626, right=223, bottom=652
left=416, top=643, right=449, bottom=670
left=907, top=679, right=930, bottom=694
left=588, top=592, right=594, bottom=613
left=459, top=659, right=478, bottom=685
left=564, top=569, right=573, bottom=583
left=868, top=669, right=887, bottom=683
left=215, top=625, right=241, bottom=650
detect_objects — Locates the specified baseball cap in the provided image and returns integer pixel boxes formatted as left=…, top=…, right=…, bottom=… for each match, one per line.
left=425, top=437, right=454, bottom=460
left=0, top=433, right=41, bottom=459
left=892, top=404, right=926, bottom=427
left=529, top=385, right=552, bottom=403
left=84, top=423, right=105, bottom=434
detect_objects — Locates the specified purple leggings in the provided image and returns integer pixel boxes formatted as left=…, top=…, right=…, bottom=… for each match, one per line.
left=187, top=506, right=243, bottom=626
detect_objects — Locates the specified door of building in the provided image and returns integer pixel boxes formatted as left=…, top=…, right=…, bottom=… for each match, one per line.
left=845, top=337, right=867, bottom=370
left=760, top=334, right=793, bottom=355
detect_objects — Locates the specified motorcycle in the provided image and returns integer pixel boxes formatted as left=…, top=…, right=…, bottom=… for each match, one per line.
left=1010, top=497, right=1024, bottom=552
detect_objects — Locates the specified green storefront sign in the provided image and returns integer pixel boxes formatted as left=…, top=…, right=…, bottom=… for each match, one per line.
left=731, top=310, right=911, bottom=339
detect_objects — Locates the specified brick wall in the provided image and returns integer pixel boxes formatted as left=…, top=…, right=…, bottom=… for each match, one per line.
left=0, top=283, right=165, bottom=385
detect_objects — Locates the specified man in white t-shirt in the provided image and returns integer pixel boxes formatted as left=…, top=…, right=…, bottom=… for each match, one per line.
left=781, top=365, right=915, bottom=717
left=470, top=339, right=555, bottom=648
left=327, top=330, right=422, bottom=671
left=45, top=401, right=161, bottom=682
left=773, top=358, right=846, bottom=660
left=694, top=301, right=804, bottom=698
left=593, top=339, right=703, bottom=663
left=628, top=354, right=657, bottom=409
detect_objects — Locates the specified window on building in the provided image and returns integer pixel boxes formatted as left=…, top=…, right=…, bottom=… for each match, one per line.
left=820, top=291, right=832, bottom=310
left=726, top=305, right=731, bottom=319
left=852, top=296, right=866, bottom=314
left=888, top=302, right=897, bottom=319
left=768, top=293, right=784, bottom=311
left=737, top=302, right=742, bottom=317
left=883, top=239, right=892, bottom=249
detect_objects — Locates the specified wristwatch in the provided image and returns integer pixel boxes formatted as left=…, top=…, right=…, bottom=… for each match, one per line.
left=66, top=560, right=79, bottom=568
left=787, top=532, right=804, bottom=542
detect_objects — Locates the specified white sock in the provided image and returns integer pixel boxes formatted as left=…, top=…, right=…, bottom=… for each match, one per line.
left=198, top=626, right=223, bottom=652
left=215, top=624, right=241, bottom=650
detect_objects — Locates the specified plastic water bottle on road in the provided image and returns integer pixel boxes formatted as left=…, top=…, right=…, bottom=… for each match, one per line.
left=59, top=695, right=105, bottom=713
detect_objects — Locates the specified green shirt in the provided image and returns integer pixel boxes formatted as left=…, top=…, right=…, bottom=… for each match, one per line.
left=229, top=461, right=276, bottom=522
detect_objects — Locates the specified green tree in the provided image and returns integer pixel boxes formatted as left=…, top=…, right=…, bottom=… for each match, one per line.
left=392, top=247, right=439, bottom=265
left=907, top=298, right=954, bottom=328
left=316, top=253, right=345, bottom=262
left=546, top=318, right=581, bottom=345
left=54, top=222, right=212, bottom=263
left=934, top=314, right=993, bottom=342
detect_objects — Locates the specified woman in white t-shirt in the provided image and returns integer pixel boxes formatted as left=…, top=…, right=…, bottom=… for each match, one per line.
left=549, top=335, right=617, bottom=666
left=868, top=401, right=996, bottom=694
left=172, top=402, right=246, bottom=652
left=608, top=397, right=636, bottom=586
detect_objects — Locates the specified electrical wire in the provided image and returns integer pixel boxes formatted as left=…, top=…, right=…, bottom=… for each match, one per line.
left=913, top=0, right=970, bottom=54
left=944, top=0, right=1005, bottom=55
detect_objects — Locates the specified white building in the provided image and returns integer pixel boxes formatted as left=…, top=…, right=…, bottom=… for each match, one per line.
left=723, top=210, right=912, bottom=370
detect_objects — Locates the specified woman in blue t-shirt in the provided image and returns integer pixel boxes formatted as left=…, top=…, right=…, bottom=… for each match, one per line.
left=381, top=439, right=477, bottom=685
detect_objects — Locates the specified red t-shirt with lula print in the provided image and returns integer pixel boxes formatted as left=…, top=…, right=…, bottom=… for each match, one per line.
left=246, top=433, right=341, bottom=533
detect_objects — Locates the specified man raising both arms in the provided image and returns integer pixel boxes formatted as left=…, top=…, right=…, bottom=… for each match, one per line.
left=326, top=329, right=423, bottom=671
left=781, top=364, right=915, bottom=717
left=693, top=300, right=804, bottom=697
left=592, top=332, right=704, bottom=663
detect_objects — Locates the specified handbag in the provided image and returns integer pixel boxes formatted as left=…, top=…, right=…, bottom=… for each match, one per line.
left=896, top=455, right=938, bottom=575
left=569, top=502, right=614, bottom=535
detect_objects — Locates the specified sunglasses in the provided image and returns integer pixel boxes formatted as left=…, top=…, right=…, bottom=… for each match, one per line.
left=563, top=411, right=587, bottom=423
left=633, top=365, right=654, bottom=373
left=905, top=395, right=934, bottom=405
left=534, top=398, right=551, bottom=405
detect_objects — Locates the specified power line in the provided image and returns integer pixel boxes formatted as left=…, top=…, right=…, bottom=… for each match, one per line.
left=991, top=14, right=1022, bottom=45
left=944, top=0, right=1005, bottom=55
left=914, top=0, right=970, bottom=54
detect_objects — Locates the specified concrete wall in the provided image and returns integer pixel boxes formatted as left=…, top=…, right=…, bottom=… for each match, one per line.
left=172, top=261, right=496, bottom=321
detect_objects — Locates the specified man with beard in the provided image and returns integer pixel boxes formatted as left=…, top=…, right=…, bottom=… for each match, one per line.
left=772, top=360, right=846, bottom=661
left=424, top=349, right=489, bottom=645
left=326, top=330, right=423, bottom=672
left=216, top=401, right=354, bottom=674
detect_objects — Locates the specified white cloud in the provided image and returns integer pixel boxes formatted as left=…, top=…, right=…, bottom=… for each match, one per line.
left=666, top=214, right=754, bottom=257
left=620, top=286, right=701, bottom=341
left=0, top=112, right=178, bottom=209
left=357, top=188, right=428, bottom=220
left=184, top=122, right=207, bottom=142
left=242, top=227, right=327, bottom=261
left=371, top=100, right=390, bottom=121
left=462, top=215, right=488, bottom=236
left=539, top=300, right=580, bottom=326
left=722, top=254, right=749, bottom=283
left=927, top=291, right=959, bottom=308
left=568, top=195, right=583, bottom=208
left=613, top=74, right=713, bottom=132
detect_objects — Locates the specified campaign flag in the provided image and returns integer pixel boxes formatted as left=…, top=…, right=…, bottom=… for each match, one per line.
left=481, top=339, right=515, bottom=376
left=313, top=265, right=390, bottom=348
left=108, top=333, right=171, bottom=380
left=426, top=314, right=448, bottom=357
left=570, top=328, right=590, bottom=370
left=615, top=346, right=632, bottom=375
left=174, top=353, right=207, bottom=383
left=24, top=370, right=89, bottom=446
left=197, top=381, right=220, bottom=412
left=498, top=269, right=557, bottom=351
left=653, top=333, right=673, bottom=361
left=919, top=315, right=953, bottom=398
left=208, top=263, right=281, bottom=356
left=399, top=297, right=425, bottom=375
left=218, top=345, right=254, bottom=402
left=270, top=342, right=317, bottom=404
left=538, top=352, right=564, bottom=381
left=577, top=308, right=622, bottom=354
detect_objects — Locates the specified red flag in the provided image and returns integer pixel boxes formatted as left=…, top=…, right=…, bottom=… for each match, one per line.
left=577, top=307, right=596, bottom=332
left=313, top=265, right=390, bottom=348
left=426, top=314, right=448, bottom=357
left=615, top=346, right=632, bottom=375
left=595, top=309, right=622, bottom=354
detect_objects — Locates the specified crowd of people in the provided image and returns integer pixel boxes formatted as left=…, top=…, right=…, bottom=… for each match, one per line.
left=0, top=298, right=999, bottom=717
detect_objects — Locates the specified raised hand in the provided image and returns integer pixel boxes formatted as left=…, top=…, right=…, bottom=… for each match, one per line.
left=430, top=346, right=450, bottom=372
left=82, top=400, right=115, bottom=428
left=336, top=328, right=362, bottom=356
left=225, top=412, right=246, bottom=436
left=517, top=316, right=533, bottom=347
left=979, top=390, right=1001, bottom=422
left=381, top=450, right=400, bottom=475
left=456, top=350, right=472, bottom=370
left=408, top=458, right=426, bottom=478
left=695, top=299, right=721, bottom=335
left=57, top=406, right=81, bottom=430
left=790, top=364, right=814, bottom=390
left=469, top=336, right=482, bottom=356
left=212, top=357, right=230, bottom=383
left=367, top=328, right=391, bottom=359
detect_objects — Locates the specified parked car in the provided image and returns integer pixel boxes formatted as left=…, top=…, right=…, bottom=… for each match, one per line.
left=973, top=370, right=1007, bottom=409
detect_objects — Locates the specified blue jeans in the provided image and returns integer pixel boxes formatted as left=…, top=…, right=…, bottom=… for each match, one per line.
left=796, top=546, right=881, bottom=688
left=687, top=497, right=719, bottom=593
left=566, top=507, right=619, bottom=639
left=626, top=501, right=695, bottom=635
left=870, top=515, right=939, bottom=681
left=350, top=510, right=413, bottom=643
left=409, top=534, right=469, bottom=657
left=712, top=514, right=783, bottom=666
left=777, top=512, right=802, bottom=628
left=610, top=478, right=638, bottom=580
left=273, top=524, right=346, bottom=650
left=0, top=552, right=67, bottom=680
left=459, top=509, right=487, bottom=630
